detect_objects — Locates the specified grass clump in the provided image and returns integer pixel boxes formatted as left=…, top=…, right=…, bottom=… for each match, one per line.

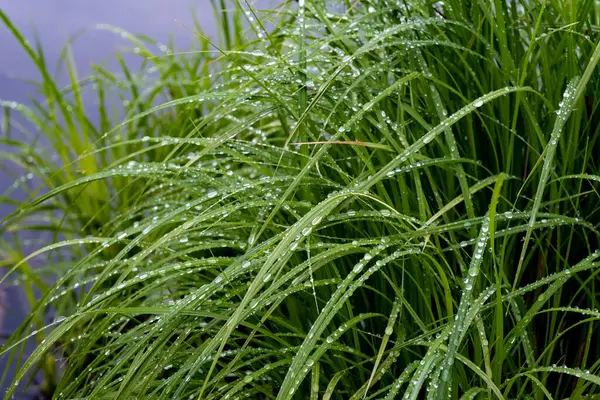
left=2, top=0, right=600, bottom=398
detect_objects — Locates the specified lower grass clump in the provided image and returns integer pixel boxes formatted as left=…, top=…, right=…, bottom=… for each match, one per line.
left=2, top=0, right=600, bottom=398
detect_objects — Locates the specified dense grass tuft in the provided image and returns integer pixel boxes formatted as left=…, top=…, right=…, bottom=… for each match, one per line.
left=3, top=0, right=600, bottom=398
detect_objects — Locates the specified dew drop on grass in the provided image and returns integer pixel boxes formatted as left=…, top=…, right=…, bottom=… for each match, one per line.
left=473, top=99, right=484, bottom=107
left=385, top=326, right=394, bottom=335
left=215, top=275, right=223, bottom=284
left=311, top=216, right=322, bottom=226
left=302, top=227, right=312, bottom=236
left=242, top=261, right=251, bottom=269
left=326, top=336, right=334, bottom=343
left=263, top=273, right=272, bottom=282
left=117, top=232, right=127, bottom=240
left=207, top=190, right=218, bottom=198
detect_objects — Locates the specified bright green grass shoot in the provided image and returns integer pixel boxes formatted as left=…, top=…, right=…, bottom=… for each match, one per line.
left=2, top=0, right=600, bottom=399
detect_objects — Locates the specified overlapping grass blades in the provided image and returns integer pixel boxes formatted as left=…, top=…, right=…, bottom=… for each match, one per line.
left=2, top=0, right=600, bottom=398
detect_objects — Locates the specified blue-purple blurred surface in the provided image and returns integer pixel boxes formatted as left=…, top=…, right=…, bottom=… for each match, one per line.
left=0, top=0, right=226, bottom=79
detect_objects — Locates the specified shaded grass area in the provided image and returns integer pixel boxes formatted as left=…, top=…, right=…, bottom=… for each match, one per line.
left=2, top=0, right=600, bottom=398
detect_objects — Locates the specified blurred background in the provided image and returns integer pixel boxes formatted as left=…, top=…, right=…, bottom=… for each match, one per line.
left=0, top=0, right=235, bottom=94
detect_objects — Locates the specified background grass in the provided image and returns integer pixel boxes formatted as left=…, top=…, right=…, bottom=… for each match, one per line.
left=2, top=0, right=600, bottom=398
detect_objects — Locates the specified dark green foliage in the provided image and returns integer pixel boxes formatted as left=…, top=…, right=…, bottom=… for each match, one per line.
left=2, top=0, right=600, bottom=399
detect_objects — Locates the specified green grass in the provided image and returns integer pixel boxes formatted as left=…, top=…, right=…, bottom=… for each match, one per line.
left=2, top=0, right=600, bottom=398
